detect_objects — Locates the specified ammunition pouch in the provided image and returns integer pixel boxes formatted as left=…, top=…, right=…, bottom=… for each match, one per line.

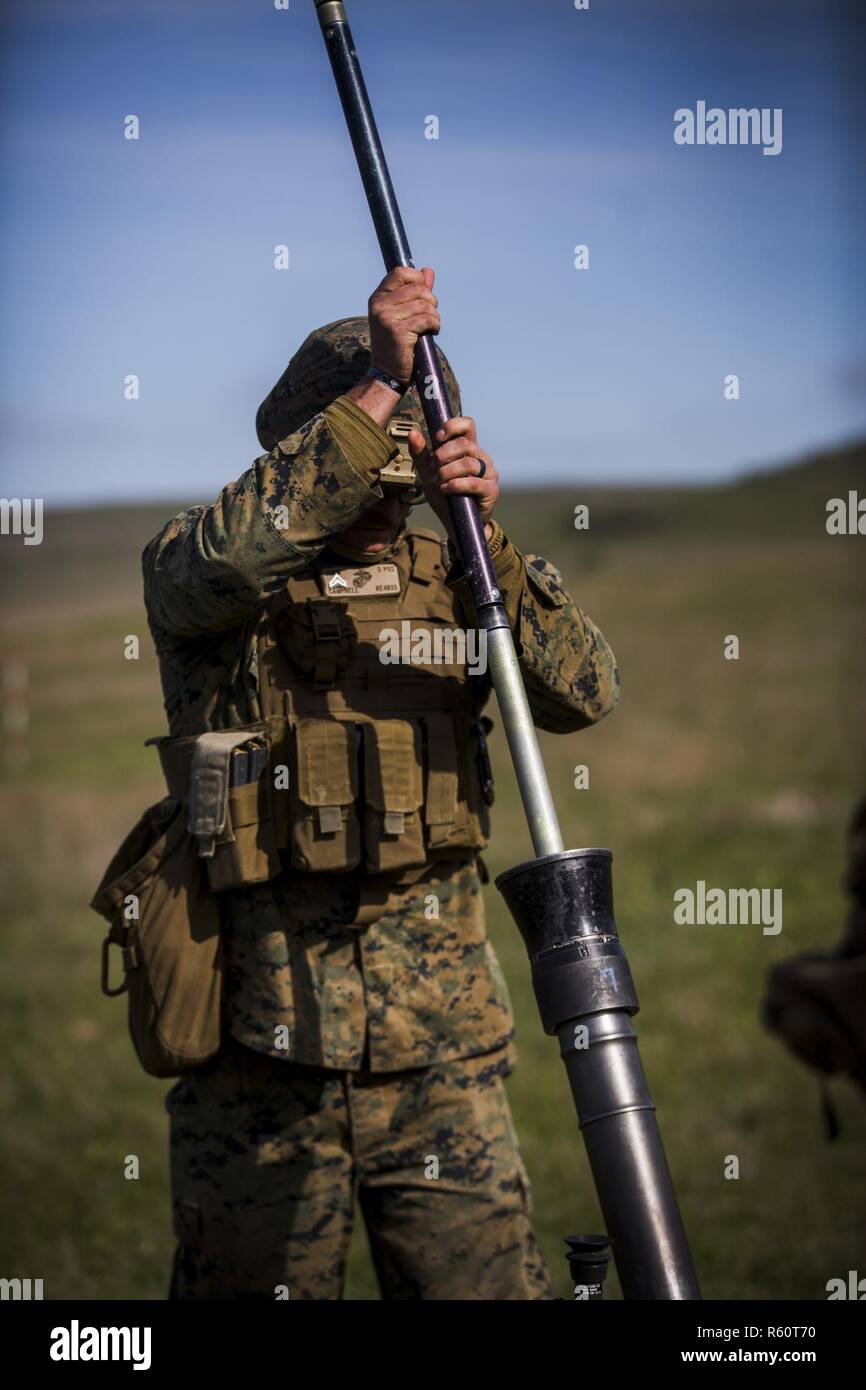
left=362, top=719, right=426, bottom=873
left=146, top=705, right=492, bottom=890
left=290, top=717, right=362, bottom=872
left=148, top=727, right=282, bottom=893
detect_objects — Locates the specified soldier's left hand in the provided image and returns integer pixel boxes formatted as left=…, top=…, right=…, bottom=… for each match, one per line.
left=407, top=418, right=499, bottom=538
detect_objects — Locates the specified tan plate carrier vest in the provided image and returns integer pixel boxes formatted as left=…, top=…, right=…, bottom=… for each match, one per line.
left=155, top=528, right=495, bottom=896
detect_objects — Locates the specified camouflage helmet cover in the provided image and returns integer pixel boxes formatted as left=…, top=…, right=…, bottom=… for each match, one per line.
left=255, top=316, right=462, bottom=490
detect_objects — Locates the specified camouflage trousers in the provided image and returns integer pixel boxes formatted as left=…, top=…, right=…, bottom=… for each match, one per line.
left=166, top=1036, right=554, bottom=1300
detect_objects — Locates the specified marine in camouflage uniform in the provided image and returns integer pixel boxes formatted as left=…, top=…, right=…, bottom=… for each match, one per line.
left=144, top=294, right=619, bottom=1300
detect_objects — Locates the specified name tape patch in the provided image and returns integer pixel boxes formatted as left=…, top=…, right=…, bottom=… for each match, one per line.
left=321, top=564, right=401, bottom=598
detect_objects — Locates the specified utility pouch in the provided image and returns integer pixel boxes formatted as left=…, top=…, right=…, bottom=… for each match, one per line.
left=423, top=712, right=491, bottom=854
left=362, top=719, right=426, bottom=874
left=424, top=712, right=460, bottom=848
left=187, top=730, right=280, bottom=892
left=92, top=798, right=222, bottom=1078
left=290, top=717, right=361, bottom=872
left=524, top=560, right=568, bottom=610
left=274, top=594, right=355, bottom=689
left=207, top=773, right=281, bottom=893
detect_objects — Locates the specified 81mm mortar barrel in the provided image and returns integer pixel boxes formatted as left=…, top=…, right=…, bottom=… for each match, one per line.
left=313, top=0, right=700, bottom=1300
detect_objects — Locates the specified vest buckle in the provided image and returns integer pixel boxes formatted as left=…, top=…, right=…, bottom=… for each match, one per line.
left=308, top=599, right=346, bottom=688
left=309, top=601, right=343, bottom=643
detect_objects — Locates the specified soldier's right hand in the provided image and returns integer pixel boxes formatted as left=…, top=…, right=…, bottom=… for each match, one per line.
left=368, top=266, right=440, bottom=385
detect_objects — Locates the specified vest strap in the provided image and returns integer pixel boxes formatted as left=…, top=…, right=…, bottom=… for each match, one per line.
left=409, top=530, right=442, bottom=586
left=309, top=598, right=346, bottom=689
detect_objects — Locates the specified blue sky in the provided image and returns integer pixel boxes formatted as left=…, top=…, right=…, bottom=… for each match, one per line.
left=1, top=0, right=864, bottom=504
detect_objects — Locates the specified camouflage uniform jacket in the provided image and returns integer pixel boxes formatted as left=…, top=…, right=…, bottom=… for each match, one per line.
left=143, top=395, right=619, bottom=1071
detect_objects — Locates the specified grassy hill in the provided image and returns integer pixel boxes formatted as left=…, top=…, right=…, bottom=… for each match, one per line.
left=1, top=439, right=864, bottom=1299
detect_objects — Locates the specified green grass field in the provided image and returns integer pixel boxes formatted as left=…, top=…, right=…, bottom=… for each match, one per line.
left=1, top=442, right=864, bottom=1300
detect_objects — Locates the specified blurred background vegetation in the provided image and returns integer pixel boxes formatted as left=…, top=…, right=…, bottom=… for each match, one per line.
left=0, top=441, right=864, bottom=1299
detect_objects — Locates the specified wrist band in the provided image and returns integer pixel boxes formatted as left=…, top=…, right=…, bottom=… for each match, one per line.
left=366, top=364, right=410, bottom=395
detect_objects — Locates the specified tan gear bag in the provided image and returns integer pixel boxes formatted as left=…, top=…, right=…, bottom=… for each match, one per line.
left=92, top=796, right=222, bottom=1078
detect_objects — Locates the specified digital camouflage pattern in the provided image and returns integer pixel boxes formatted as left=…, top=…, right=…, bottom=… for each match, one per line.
left=143, top=386, right=619, bottom=1072
left=167, top=1035, right=553, bottom=1300
left=255, top=316, right=462, bottom=452
left=143, top=334, right=619, bottom=1298
left=224, top=856, right=516, bottom=1072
